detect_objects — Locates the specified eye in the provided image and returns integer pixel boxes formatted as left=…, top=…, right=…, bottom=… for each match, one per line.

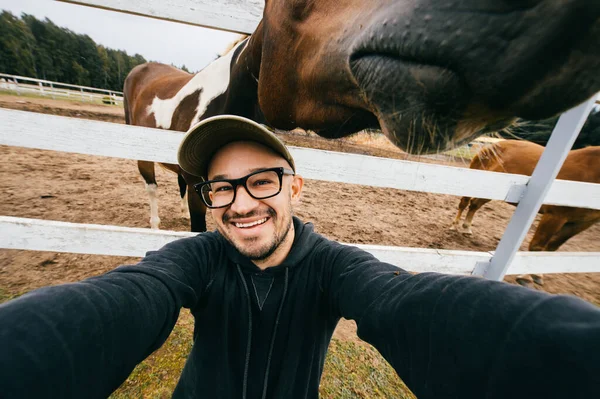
left=254, top=179, right=274, bottom=186
left=212, top=183, right=232, bottom=193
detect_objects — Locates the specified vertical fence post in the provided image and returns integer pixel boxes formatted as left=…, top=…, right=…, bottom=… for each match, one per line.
left=472, top=95, right=598, bottom=280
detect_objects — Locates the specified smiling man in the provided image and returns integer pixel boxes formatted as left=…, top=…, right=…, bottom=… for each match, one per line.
left=1, top=115, right=600, bottom=399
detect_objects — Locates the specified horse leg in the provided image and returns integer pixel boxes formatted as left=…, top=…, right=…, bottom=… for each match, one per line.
left=530, top=220, right=599, bottom=286
left=450, top=197, right=470, bottom=231
left=178, top=173, right=189, bottom=217
left=516, top=214, right=569, bottom=287
left=138, top=160, right=161, bottom=229
left=529, top=214, right=569, bottom=251
left=462, top=198, right=490, bottom=235
left=187, top=184, right=207, bottom=232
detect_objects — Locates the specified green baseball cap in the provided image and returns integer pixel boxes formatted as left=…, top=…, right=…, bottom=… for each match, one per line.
left=177, top=115, right=296, bottom=179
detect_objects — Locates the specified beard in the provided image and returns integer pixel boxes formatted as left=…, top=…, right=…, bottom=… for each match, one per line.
left=219, top=205, right=293, bottom=261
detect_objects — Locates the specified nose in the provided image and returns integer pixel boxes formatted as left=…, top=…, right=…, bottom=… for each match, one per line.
left=229, top=185, right=259, bottom=214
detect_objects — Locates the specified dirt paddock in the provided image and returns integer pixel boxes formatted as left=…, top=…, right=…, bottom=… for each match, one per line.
left=1, top=94, right=598, bottom=343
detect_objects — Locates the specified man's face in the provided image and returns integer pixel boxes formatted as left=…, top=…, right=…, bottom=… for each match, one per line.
left=207, top=141, right=303, bottom=260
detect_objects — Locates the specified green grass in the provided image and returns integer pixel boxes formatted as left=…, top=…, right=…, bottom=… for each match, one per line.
left=110, top=311, right=415, bottom=399
left=320, top=340, right=415, bottom=398
left=0, top=287, right=20, bottom=304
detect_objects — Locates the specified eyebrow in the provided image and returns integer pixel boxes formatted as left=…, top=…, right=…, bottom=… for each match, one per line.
left=210, top=167, right=277, bottom=181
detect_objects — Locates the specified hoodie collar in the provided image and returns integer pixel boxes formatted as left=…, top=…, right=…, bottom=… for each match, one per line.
left=222, top=216, right=319, bottom=273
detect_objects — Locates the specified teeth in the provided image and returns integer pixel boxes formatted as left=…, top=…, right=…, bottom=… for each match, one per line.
left=234, top=218, right=267, bottom=228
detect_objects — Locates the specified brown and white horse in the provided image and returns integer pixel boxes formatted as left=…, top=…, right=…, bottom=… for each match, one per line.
left=124, top=0, right=600, bottom=232
left=451, top=140, right=600, bottom=285
left=123, top=36, right=248, bottom=231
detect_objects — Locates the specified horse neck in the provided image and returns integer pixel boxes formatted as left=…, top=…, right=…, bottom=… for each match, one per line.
left=196, top=33, right=264, bottom=123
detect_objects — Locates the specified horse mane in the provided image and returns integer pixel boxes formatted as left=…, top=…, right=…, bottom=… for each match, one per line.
left=219, top=34, right=250, bottom=57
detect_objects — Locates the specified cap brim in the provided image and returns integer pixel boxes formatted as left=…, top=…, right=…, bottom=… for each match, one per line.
left=178, top=115, right=296, bottom=178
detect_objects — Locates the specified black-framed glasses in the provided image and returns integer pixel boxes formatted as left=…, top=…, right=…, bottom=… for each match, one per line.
left=194, top=167, right=295, bottom=208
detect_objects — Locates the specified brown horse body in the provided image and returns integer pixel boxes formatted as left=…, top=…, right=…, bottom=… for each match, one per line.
left=124, top=1, right=600, bottom=232
left=452, top=140, right=600, bottom=252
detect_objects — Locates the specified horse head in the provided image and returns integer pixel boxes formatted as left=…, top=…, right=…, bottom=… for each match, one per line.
left=250, top=0, right=600, bottom=153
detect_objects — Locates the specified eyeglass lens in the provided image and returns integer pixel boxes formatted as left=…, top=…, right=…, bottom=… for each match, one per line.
left=200, top=169, right=281, bottom=207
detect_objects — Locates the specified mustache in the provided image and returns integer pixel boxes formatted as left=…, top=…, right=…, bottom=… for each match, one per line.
left=222, top=208, right=276, bottom=223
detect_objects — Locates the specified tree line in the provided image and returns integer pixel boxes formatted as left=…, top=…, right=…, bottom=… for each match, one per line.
left=0, top=11, right=191, bottom=92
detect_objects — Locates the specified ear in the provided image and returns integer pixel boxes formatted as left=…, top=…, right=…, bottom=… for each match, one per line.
left=290, top=174, right=304, bottom=204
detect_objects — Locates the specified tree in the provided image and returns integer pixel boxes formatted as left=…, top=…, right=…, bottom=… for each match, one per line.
left=0, top=11, right=37, bottom=77
left=1, top=13, right=147, bottom=91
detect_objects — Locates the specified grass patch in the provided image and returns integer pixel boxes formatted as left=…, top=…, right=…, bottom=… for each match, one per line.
left=110, top=311, right=194, bottom=399
left=320, top=340, right=415, bottom=399
left=111, top=311, right=414, bottom=398
left=0, top=287, right=20, bottom=304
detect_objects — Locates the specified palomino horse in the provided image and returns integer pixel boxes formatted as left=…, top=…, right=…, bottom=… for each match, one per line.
left=124, top=0, right=600, bottom=232
left=451, top=140, right=600, bottom=286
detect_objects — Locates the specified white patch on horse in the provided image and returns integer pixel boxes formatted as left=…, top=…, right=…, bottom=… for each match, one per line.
left=181, top=191, right=189, bottom=217
left=146, top=40, right=247, bottom=130
left=236, top=39, right=250, bottom=65
left=146, top=183, right=160, bottom=229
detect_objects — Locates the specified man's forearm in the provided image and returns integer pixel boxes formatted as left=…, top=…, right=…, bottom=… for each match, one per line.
left=0, top=272, right=181, bottom=398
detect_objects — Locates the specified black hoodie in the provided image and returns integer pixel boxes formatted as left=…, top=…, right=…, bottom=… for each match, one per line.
left=0, top=217, right=599, bottom=398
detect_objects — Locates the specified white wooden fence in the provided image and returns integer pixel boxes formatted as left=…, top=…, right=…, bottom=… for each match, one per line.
left=0, top=73, right=123, bottom=105
left=1, top=0, right=599, bottom=279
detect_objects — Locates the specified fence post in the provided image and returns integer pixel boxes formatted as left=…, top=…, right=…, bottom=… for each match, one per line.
left=50, top=83, right=55, bottom=100
left=472, top=95, right=598, bottom=280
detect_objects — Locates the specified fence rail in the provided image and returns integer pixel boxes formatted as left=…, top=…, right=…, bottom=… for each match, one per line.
left=2, top=108, right=599, bottom=210
left=0, top=73, right=123, bottom=105
left=59, top=0, right=264, bottom=34
left=2, top=216, right=599, bottom=275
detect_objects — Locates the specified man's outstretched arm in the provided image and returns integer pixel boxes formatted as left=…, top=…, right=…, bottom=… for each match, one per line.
left=0, top=234, right=218, bottom=398
left=324, top=242, right=600, bottom=399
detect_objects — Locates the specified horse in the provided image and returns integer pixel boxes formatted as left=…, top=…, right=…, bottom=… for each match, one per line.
left=123, top=36, right=248, bottom=231
left=124, top=0, right=600, bottom=232
left=450, top=140, right=600, bottom=286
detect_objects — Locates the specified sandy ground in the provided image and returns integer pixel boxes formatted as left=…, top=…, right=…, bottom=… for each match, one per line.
left=1, top=94, right=599, bottom=343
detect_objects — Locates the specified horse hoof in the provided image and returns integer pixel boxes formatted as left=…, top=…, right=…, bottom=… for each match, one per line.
left=531, top=275, right=544, bottom=286
left=462, top=230, right=473, bottom=236
left=150, top=217, right=161, bottom=230
left=449, top=225, right=457, bottom=231
left=516, top=277, right=534, bottom=288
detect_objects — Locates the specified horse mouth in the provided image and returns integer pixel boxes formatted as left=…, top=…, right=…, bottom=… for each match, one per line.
left=349, top=52, right=518, bottom=154
left=350, top=52, right=480, bottom=153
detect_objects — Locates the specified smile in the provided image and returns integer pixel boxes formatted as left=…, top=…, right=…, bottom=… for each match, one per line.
left=234, top=217, right=268, bottom=229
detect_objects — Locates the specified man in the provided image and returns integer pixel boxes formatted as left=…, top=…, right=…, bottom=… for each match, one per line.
left=0, top=115, right=599, bottom=399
